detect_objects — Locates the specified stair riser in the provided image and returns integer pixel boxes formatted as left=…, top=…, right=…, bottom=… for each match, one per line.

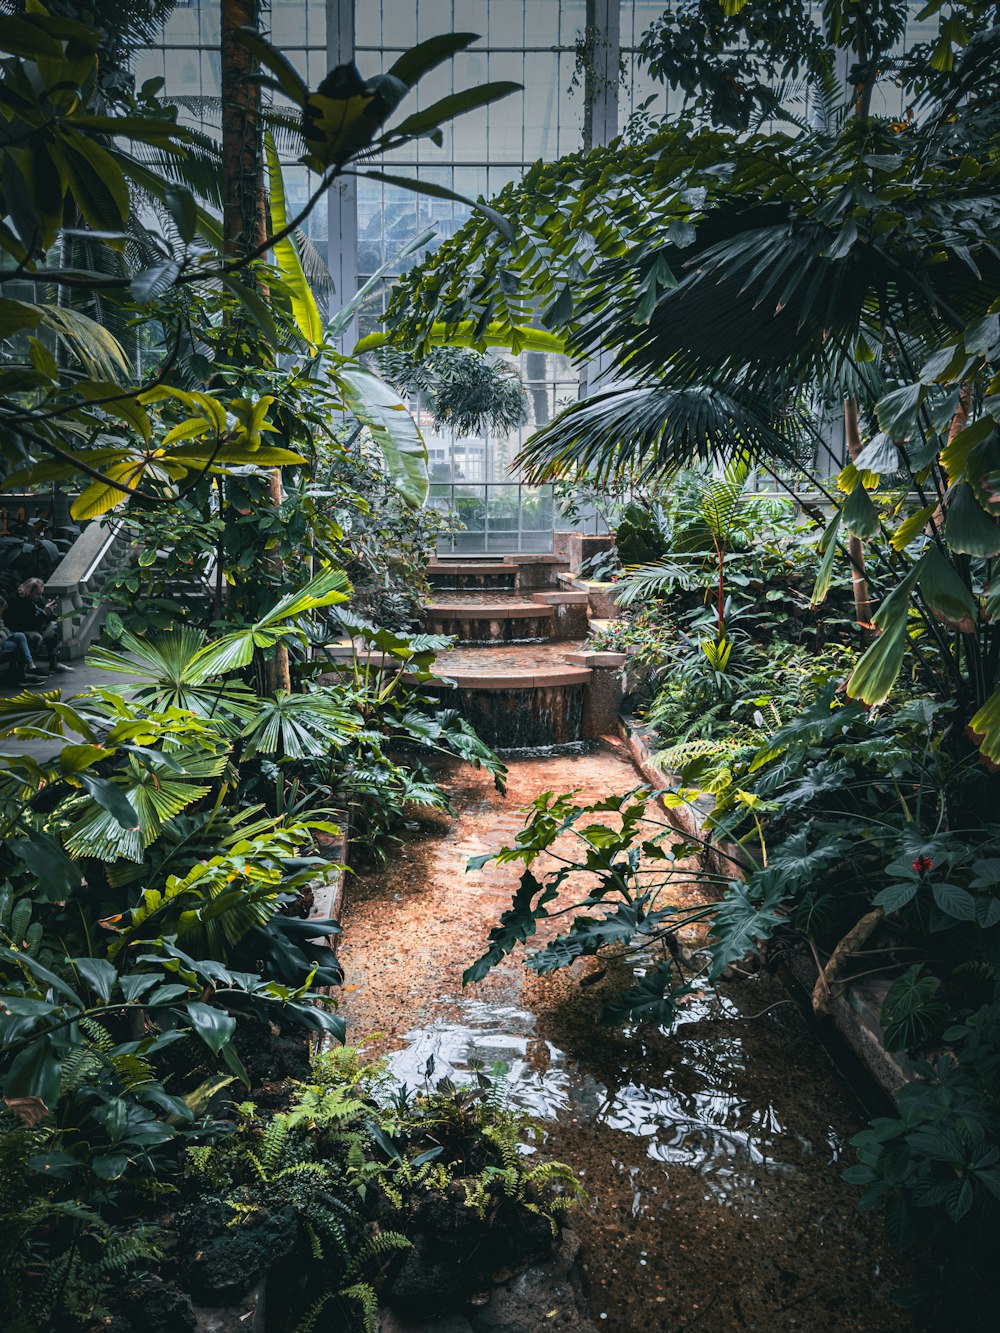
left=426, top=614, right=553, bottom=643
left=428, top=573, right=517, bottom=592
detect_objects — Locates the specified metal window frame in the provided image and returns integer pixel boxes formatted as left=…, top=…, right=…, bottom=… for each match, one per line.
left=431, top=482, right=555, bottom=554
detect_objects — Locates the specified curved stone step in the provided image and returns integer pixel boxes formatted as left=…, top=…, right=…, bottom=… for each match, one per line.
left=425, top=598, right=555, bottom=618
left=428, top=643, right=592, bottom=690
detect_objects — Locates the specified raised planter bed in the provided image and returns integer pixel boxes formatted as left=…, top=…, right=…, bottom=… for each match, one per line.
left=556, top=571, right=622, bottom=620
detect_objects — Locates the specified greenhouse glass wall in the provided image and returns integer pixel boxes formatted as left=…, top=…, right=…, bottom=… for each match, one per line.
left=142, top=2, right=937, bottom=550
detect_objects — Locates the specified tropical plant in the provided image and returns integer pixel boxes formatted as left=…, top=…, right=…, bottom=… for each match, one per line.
left=375, top=344, right=529, bottom=437
left=177, top=1045, right=580, bottom=1333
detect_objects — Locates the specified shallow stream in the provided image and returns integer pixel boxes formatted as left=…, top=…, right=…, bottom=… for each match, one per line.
left=338, top=747, right=912, bottom=1332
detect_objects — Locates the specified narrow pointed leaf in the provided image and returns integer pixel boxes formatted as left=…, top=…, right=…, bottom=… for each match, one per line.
left=264, top=133, right=323, bottom=349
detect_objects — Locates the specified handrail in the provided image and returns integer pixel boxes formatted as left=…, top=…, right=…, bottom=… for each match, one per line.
left=45, top=520, right=130, bottom=660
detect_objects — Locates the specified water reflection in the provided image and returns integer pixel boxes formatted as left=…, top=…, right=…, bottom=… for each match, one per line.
left=380, top=986, right=803, bottom=1205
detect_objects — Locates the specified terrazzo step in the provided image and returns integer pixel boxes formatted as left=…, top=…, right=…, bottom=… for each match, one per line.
left=321, top=640, right=594, bottom=689
left=422, top=589, right=590, bottom=643
left=429, top=562, right=514, bottom=574
left=428, top=557, right=572, bottom=594
left=427, top=562, right=518, bottom=592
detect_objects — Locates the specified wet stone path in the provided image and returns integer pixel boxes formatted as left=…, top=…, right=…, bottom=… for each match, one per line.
left=338, top=747, right=911, bottom=1332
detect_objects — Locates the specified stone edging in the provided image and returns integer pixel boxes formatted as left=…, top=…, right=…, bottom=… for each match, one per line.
left=620, top=717, right=743, bottom=882
left=309, top=822, right=349, bottom=957
left=619, top=716, right=912, bottom=1099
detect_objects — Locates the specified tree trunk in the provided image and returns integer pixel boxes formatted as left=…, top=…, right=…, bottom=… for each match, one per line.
left=947, top=382, right=972, bottom=446
left=221, top=0, right=291, bottom=694
left=221, top=0, right=264, bottom=262
left=844, top=398, right=874, bottom=635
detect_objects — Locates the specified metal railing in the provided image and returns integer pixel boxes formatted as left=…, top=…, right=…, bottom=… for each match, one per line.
left=430, top=482, right=555, bottom=554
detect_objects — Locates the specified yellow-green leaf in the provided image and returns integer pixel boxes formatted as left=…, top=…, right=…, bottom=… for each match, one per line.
left=264, top=133, right=323, bottom=350
left=890, top=504, right=937, bottom=551
left=969, top=688, right=1000, bottom=765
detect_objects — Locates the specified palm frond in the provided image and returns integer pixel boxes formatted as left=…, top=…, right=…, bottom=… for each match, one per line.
left=615, top=559, right=701, bottom=604
left=241, top=689, right=360, bottom=759
left=516, top=378, right=802, bottom=486
left=35, top=305, right=131, bottom=382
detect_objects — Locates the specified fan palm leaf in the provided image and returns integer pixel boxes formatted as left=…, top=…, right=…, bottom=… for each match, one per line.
left=516, top=378, right=803, bottom=486
left=88, top=628, right=258, bottom=729
left=240, top=688, right=360, bottom=759
left=190, top=567, right=353, bottom=678
left=63, top=750, right=223, bottom=862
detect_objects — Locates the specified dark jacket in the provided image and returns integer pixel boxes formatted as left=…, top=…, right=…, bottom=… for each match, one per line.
left=4, top=595, right=51, bottom=635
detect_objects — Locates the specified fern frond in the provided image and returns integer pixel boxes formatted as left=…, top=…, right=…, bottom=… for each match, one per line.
left=303, top=1218, right=324, bottom=1262
left=345, top=1231, right=410, bottom=1281
left=340, top=1282, right=379, bottom=1333
left=98, top=1226, right=164, bottom=1274
left=482, top=1123, right=520, bottom=1173
left=293, top=1292, right=333, bottom=1333
left=260, top=1117, right=290, bottom=1174
left=79, top=1017, right=115, bottom=1053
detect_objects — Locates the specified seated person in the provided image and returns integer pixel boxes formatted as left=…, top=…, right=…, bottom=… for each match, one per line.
left=0, top=597, right=48, bottom=682
left=4, top=577, right=73, bottom=673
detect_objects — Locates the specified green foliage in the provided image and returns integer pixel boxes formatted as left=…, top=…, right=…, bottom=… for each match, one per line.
left=462, top=786, right=720, bottom=1010
left=614, top=501, right=668, bottom=566
left=180, top=1046, right=580, bottom=1331
left=0, top=17, right=518, bottom=507
left=845, top=983, right=1000, bottom=1312
left=879, top=965, right=950, bottom=1053
left=376, top=344, right=529, bottom=438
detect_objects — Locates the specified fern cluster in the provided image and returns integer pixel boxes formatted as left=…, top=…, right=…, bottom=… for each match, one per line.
left=177, top=1046, right=582, bottom=1332
left=0, top=1115, right=166, bottom=1331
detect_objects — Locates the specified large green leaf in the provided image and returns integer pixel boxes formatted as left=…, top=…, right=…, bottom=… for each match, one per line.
left=917, top=545, right=978, bottom=632
left=516, top=379, right=800, bottom=486
left=36, top=304, right=131, bottom=382
left=264, top=132, right=323, bottom=350
left=841, top=475, right=880, bottom=539
left=190, top=568, right=352, bottom=679
left=811, top=509, right=842, bottom=606
left=0, top=690, right=96, bottom=741
left=387, top=32, right=479, bottom=87
left=355, top=321, right=566, bottom=356
left=336, top=366, right=428, bottom=506
left=63, top=753, right=221, bottom=862
left=969, top=688, right=1000, bottom=765
left=390, top=82, right=522, bottom=143
left=847, top=558, right=925, bottom=705
left=708, top=872, right=788, bottom=980
left=890, top=504, right=937, bottom=551
left=944, top=482, right=1000, bottom=557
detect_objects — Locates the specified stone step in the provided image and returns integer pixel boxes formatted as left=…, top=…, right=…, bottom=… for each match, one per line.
left=428, top=642, right=592, bottom=689
left=425, top=599, right=555, bottom=618
left=428, top=562, right=514, bottom=577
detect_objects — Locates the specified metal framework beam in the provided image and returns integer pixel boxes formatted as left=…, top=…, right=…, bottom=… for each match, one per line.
left=326, top=0, right=358, bottom=347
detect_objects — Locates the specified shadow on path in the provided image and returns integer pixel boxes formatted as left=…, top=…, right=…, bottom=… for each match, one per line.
left=0, top=661, right=141, bottom=763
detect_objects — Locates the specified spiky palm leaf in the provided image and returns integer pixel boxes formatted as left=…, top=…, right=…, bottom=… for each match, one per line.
left=241, top=688, right=360, bottom=760
left=190, top=568, right=353, bottom=679
left=517, top=378, right=803, bottom=486
left=63, top=749, right=226, bottom=862
left=88, top=628, right=258, bottom=729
